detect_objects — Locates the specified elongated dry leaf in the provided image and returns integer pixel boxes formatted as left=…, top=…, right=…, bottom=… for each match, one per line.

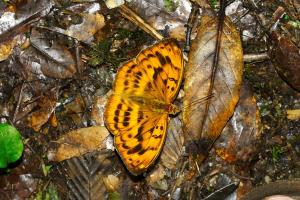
left=48, top=126, right=110, bottom=162
left=183, top=16, right=243, bottom=159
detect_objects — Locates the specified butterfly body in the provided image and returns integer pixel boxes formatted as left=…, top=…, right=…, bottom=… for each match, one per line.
left=104, top=39, right=183, bottom=175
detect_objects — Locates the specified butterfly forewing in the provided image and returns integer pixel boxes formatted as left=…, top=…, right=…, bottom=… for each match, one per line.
left=104, top=39, right=183, bottom=175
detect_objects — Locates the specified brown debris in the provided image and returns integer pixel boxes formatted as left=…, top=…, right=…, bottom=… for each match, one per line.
left=47, top=126, right=110, bottom=162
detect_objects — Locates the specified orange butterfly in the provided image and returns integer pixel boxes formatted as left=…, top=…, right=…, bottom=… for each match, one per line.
left=104, top=39, right=183, bottom=175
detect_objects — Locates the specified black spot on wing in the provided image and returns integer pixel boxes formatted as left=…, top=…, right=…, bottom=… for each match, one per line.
left=137, top=111, right=143, bottom=123
left=138, top=149, right=147, bottom=155
left=131, top=64, right=136, bottom=69
left=138, top=126, right=143, bottom=135
left=168, top=77, right=178, bottom=84
left=165, top=56, right=171, bottom=64
left=123, top=116, right=130, bottom=127
left=147, top=54, right=155, bottom=58
left=153, top=67, right=163, bottom=80
left=163, top=79, right=167, bottom=85
left=153, top=134, right=163, bottom=139
left=123, top=121, right=129, bottom=127
left=113, top=117, right=118, bottom=123
left=117, top=104, right=122, bottom=110
left=155, top=51, right=166, bottom=66
left=135, top=134, right=143, bottom=142
left=127, top=144, right=143, bottom=154
left=122, top=144, right=130, bottom=149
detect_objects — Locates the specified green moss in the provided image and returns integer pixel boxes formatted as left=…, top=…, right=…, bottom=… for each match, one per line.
left=164, top=0, right=179, bottom=12
left=271, top=146, right=283, bottom=162
left=210, top=0, right=218, bottom=8
left=34, top=184, right=59, bottom=200
left=87, top=40, right=120, bottom=67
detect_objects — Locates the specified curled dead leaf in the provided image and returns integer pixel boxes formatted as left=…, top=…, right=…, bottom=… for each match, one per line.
left=183, top=16, right=244, bottom=159
left=270, top=32, right=300, bottom=91
left=28, top=88, right=58, bottom=131
left=27, top=29, right=77, bottom=79
left=48, top=126, right=110, bottom=162
left=214, top=81, right=263, bottom=164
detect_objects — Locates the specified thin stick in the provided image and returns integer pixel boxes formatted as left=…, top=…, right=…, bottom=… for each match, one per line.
left=118, top=4, right=164, bottom=41
left=198, top=0, right=227, bottom=138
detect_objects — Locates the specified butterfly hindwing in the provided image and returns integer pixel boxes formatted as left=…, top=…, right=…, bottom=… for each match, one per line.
left=104, top=94, right=168, bottom=175
left=115, top=113, right=168, bottom=175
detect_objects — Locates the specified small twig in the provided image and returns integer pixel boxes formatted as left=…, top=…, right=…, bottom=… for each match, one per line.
left=74, top=40, right=82, bottom=78
left=185, top=2, right=200, bottom=53
left=12, top=82, right=25, bottom=123
left=243, top=52, right=270, bottom=63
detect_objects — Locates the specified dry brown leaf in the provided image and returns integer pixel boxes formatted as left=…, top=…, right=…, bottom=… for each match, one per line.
left=214, top=81, right=263, bottom=164
left=102, top=175, right=120, bottom=192
left=66, top=13, right=105, bottom=43
left=28, top=88, right=58, bottom=131
left=50, top=113, right=58, bottom=128
left=25, top=28, right=77, bottom=79
left=48, top=126, right=110, bottom=162
left=183, top=16, right=244, bottom=159
left=270, top=32, right=300, bottom=91
left=91, top=92, right=111, bottom=126
left=62, top=95, right=86, bottom=125
left=0, top=39, right=16, bottom=61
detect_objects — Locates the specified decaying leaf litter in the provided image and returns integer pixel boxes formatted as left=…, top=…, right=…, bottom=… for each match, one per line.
left=0, top=0, right=299, bottom=199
